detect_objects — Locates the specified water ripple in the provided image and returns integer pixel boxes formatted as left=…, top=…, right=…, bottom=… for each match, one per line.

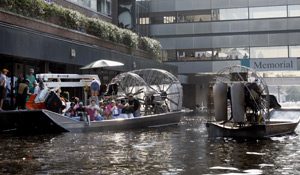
left=0, top=116, right=299, bottom=174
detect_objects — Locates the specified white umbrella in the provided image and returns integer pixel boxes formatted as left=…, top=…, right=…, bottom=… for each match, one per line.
left=80, top=59, right=124, bottom=69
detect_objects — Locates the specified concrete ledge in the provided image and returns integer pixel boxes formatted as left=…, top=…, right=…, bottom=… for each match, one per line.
left=0, top=10, right=151, bottom=59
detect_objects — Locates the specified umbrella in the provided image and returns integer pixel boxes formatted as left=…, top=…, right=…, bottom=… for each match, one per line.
left=80, top=59, right=124, bottom=69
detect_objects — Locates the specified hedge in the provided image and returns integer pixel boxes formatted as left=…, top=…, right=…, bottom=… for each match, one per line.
left=0, top=0, right=162, bottom=59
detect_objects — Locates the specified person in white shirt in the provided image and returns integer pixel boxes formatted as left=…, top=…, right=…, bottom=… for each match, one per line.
left=0, top=69, right=8, bottom=110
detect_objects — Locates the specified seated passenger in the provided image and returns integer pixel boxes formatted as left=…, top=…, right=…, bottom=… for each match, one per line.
left=75, top=102, right=86, bottom=120
left=104, top=100, right=113, bottom=119
left=123, top=93, right=141, bottom=117
left=86, top=99, right=103, bottom=121
left=110, top=100, right=120, bottom=119
left=65, top=102, right=76, bottom=117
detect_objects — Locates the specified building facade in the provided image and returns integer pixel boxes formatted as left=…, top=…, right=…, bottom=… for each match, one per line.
left=142, top=0, right=300, bottom=108
left=0, top=0, right=177, bottom=109
left=0, top=0, right=175, bottom=77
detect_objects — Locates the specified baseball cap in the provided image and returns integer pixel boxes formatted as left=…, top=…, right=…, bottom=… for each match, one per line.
left=2, top=68, right=8, bottom=73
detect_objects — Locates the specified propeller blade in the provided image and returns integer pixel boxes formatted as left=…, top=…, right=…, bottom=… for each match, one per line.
left=130, top=86, right=135, bottom=94
left=119, top=83, right=127, bottom=94
left=137, top=98, right=144, bottom=102
left=148, top=85, right=159, bottom=93
left=167, top=92, right=180, bottom=96
left=165, top=84, right=173, bottom=92
left=133, top=89, right=144, bottom=96
left=166, top=97, right=178, bottom=106
left=165, top=102, right=170, bottom=112
left=156, top=84, right=162, bottom=92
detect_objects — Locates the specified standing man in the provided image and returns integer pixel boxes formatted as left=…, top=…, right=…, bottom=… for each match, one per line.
left=26, top=68, right=36, bottom=94
left=16, top=79, right=30, bottom=110
left=0, top=68, right=8, bottom=110
left=90, top=78, right=101, bottom=97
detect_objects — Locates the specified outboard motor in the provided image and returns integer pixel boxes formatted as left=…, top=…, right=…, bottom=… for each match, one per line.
left=231, top=83, right=245, bottom=123
left=213, top=82, right=228, bottom=121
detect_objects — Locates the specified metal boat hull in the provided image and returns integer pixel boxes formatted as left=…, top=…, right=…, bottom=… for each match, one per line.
left=0, top=110, right=183, bottom=134
left=206, top=109, right=300, bottom=139
left=206, top=121, right=299, bottom=139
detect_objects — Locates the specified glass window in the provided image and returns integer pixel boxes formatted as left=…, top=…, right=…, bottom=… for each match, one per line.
left=164, top=16, right=176, bottom=24
left=195, top=50, right=213, bottom=60
left=97, top=0, right=111, bottom=16
left=213, top=8, right=248, bottom=20
left=69, top=0, right=91, bottom=9
left=289, top=46, right=300, bottom=57
left=250, top=6, right=287, bottom=19
left=178, top=10, right=211, bottom=23
left=213, top=48, right=249, bottom=60
left=139, top=17, right=150, bottom=24
left=250, top=46, right=288, bottom=58
left=176, top=49, right=213, bottom=61
left=166, top=50, right=177, bottom=61
left=288, top=5, right=300, bottom=17
left=150, top=16, right=164, bottom=24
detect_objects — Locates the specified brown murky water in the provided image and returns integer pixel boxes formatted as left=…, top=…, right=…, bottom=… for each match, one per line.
left=0, top=116, right=299, bottom=174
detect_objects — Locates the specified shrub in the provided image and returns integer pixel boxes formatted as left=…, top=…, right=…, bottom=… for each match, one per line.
left=138, top=37, right=162, bottom=60
left=0, top=0, right=162, bottom=59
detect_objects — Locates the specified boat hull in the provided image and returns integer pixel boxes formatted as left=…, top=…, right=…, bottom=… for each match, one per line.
left=0, top=110, right=183, bottom=134
left=206, top=109, right=300, bottom=139
left=206, top=121, right=298, bottom=139
left=0, top=110, right=68, bottom=134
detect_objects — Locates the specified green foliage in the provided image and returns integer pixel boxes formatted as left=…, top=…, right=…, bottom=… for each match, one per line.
left=138, top=37, right=162, bottom=61
left=0, top=0, right=162, bottom=59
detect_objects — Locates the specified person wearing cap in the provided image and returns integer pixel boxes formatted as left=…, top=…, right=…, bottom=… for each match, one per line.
left=26, top=68, right=36, bottom=94
left=0, top=68, right=9, bottom=110
left=125, top=93, right=141, bottom=117
left=16, top=79, right=31, bottom=109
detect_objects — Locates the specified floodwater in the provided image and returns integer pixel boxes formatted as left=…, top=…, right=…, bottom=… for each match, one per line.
left=0, top=116, right=300, bottom=175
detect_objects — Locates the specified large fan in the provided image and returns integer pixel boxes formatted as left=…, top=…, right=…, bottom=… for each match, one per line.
left=131, top=69, right=183, bottom=112
left=109, top=72, right=149, bottom=100
left=214, top=65, right=270, bottom=120
left=108, top=72, right=150, bottom=115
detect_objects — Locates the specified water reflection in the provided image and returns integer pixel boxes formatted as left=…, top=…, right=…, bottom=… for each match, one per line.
left=0, top=116, right=299, bottom=174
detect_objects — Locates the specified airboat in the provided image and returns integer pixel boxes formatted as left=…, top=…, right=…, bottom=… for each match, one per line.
left=0, top=69, right=183, bottom=134
left=206, top=65, right=300, bottom=139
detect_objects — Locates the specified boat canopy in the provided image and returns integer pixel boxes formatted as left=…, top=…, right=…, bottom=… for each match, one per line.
left=36, top=74, right=100, bottom=88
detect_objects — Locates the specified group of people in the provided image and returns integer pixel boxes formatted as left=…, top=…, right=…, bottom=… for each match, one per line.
left=0, top=68, right=41, bottom=110
left=0, top=67, right=142, bottom=122
left=65, top=93, right=141, bottom=122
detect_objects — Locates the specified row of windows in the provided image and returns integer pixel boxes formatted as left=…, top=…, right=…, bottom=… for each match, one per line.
left=139, top=5, right=300, bottom=24
left=69, top=0, right=111, bottom=16
left=167, top=46, right=300, bottom=61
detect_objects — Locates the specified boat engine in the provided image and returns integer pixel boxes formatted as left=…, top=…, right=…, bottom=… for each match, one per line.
left=231, top=83, right=245, bottom=123
left=213, top=82, right=228, bottom=121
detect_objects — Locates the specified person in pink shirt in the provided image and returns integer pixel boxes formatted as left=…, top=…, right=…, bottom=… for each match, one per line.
left=86, top=99, right=103, bottom=121
left=104, top=100, right=113, bottom=119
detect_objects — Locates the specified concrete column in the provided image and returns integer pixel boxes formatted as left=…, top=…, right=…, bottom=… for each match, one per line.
left=91, top=0, right=97, bottom=11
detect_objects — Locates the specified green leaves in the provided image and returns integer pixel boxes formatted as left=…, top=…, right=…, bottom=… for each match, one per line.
left=0, top=0, right=162, bottom=60
left=139, top=37, right=162, bottom=60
